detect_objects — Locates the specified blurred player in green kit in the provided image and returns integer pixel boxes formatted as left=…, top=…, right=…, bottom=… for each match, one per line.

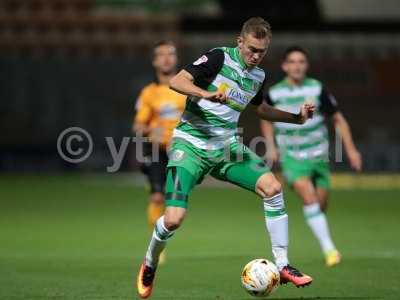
left=261, top=46, right=362, bottom=267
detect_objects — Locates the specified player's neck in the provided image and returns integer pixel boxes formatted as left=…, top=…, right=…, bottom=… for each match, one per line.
left=156, top=72, right=174, bottom=85
left=286, top=77, right=305, bottom=86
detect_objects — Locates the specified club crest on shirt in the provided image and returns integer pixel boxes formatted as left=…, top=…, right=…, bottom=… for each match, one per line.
left=252, top=81, right=261, bottom=92
left=170, top=149, right=185, bottom=161
left=193, top=55, right=208, bottom=65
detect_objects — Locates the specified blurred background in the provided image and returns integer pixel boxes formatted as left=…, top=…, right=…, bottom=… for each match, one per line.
left=1, top=0, right=400, bottom=173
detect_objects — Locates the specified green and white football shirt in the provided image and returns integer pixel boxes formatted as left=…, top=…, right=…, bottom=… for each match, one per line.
left=265, top=78, right=339, bottom=160
left=172, top=47, right=265, bottom=150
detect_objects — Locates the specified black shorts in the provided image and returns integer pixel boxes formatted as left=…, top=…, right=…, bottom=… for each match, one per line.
left=140, top=142, right=169, bottom=193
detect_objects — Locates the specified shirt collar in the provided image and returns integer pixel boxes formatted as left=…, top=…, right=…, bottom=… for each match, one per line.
left=285, top=77, right=307, bottom=88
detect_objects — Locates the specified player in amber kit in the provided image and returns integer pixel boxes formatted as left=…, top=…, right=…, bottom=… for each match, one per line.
left=133, top=41, right=186, bottom=263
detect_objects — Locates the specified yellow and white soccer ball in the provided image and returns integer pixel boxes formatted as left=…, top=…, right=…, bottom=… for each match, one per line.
left=241, top=259, right=280, bottom=298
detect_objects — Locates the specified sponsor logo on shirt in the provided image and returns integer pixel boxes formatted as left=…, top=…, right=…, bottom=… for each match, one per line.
left=227, top=88, right=250, bottom=105
left=219, top=83, right=250, bottom=105
left=159, top=104, right=180, bottom=120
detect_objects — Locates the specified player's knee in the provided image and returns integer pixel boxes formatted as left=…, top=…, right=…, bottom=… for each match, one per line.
left=150, top=192, right=164, bottom=204
left=266, top=185, right=282, bottom=198
left=293, top=179, right=318, bottom=205
left=256, top=174, right=282, bottom=198
left=164, top=217, right=183, bottom=231
left=262, top=180, right=282, bottom=198
left=164, top=210, right=185, bottom=230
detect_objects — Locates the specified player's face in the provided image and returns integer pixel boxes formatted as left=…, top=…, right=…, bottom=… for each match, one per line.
left=237, top=33, right=269, bottom=68
left=152, top=44, right=177, bottom=75
left=282, top=51, right=308, bottom=81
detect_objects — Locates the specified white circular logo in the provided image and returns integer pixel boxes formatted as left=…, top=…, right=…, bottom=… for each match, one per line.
left=171, top=150, right=185, bottom=161
left=57, top=127, right=93, bottom=163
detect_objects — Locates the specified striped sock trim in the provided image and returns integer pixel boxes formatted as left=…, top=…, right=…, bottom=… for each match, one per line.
left=154, top=217, right=175, bottom=241
left=264, top=209, right=287, bottom=218
left=304, top=210, right=323, bottom=219
left=263, top=193, right=286, bottom=218
left=263, top=192, right=283, bottom=202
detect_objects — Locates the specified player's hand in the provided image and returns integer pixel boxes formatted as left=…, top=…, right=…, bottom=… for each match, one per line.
left=266, top=145, right=279, bottom=168
left=133, top=123, right=150, bottom=136
left=348, top=149, right=362, bottom=172
left=297, top=102, right=315, bottom=124
left=201, top=90, right=227, bottom=103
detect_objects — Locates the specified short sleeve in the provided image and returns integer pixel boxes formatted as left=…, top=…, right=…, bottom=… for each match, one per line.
left=319, top=85, right=339, bottom=116
left=184, top=48, right=224, bottom=81
left=250, top=79, right=266, bottom=106
left=134, top=88, right=152, bottom=124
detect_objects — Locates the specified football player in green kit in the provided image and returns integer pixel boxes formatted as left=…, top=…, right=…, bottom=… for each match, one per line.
left=137, top=18, right=315, bottom=299
left=261, top=46, right=362, bottom=267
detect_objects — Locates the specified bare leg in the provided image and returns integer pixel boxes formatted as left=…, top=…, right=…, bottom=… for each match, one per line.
left=316, top=188, right=329, bottom=213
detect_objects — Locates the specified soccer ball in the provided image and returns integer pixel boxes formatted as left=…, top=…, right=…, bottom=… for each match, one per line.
left=241, top=259, right=280, bottom=298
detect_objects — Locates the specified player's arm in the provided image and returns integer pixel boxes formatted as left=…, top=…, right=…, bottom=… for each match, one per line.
left=259, top=92, right=279, bottom=164
left=260, top=119, right=279, bottom=165
left=319, top=85, right=362, bottom=171
left=251, top=82, right=315, bottom=124
left=169, top=70, right=226, bottom=102
left=169, top=49, right=227, bottom=103
left=133, top=89, right=152, bottom=136
left=257, top=102, right=315, bottom=124
left=332, top=112, right=362, bottom=171
left=133, top=122, right=150, bottom=136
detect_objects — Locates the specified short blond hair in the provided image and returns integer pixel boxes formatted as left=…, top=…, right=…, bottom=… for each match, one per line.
left=240, top=17, right=272, bottom=39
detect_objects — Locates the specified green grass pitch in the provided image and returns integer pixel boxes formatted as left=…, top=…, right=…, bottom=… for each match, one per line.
left=1, top=175, right=399, bottom=300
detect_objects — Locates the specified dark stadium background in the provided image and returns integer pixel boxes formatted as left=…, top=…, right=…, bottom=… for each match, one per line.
left=1, top=2, right=400, bottom=300
left=1, top=0, right=400, bottom=173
